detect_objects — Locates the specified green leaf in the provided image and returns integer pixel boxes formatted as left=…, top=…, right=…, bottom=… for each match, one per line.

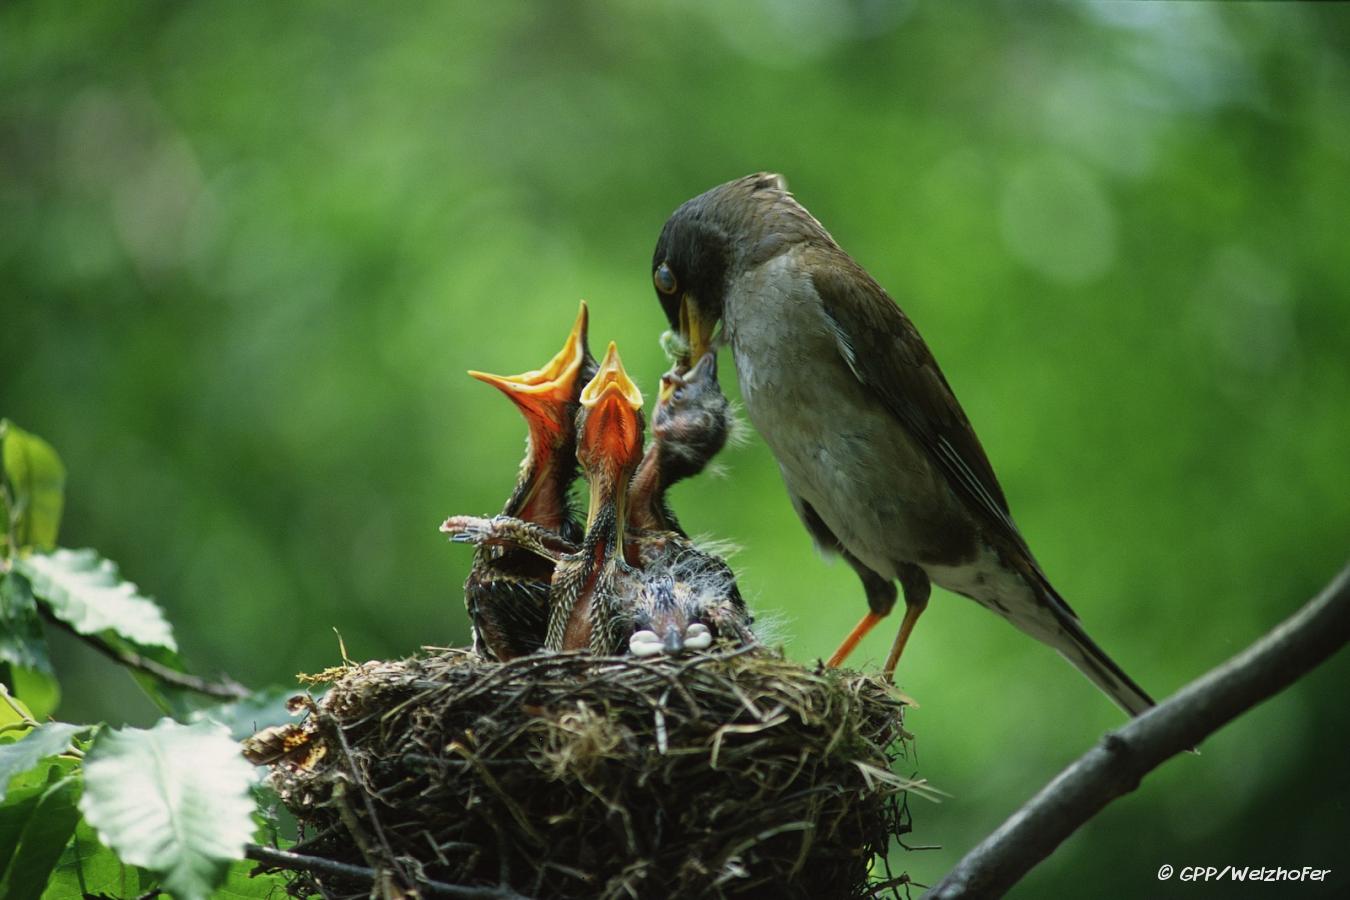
left=80, top=719, right=257, bottom=900
left=0, top=688, right=33, bottom=731
left=0, top=723, right=86, bottom=802
left=0, top=573, right=52, bottom=676
left=0, top=420, right=66, bottom=552
left=215, top=858, right=293, bottom=899
left=0, top=763, right=79, bottom=887
left=6, top=667, right=60, bottom=722
left=0, top=785, right=42, bottom=876
left=0, top=776, right=81, bottom=900
left=41, top=820, right=158, bottom=900
left=17, top=548, right=177, bottom=652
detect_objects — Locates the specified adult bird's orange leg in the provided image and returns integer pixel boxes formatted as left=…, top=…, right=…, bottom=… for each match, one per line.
left=881, top=566, right=932, bottom=682
left=826, top=611, right=885, bottom=668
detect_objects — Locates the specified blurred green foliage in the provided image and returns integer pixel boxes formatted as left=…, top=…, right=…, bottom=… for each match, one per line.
left=2, top=2, right=1347, bottom=896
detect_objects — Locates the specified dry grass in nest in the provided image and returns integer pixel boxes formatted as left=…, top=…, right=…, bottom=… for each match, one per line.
left=254, top=646, right=924, bottom=899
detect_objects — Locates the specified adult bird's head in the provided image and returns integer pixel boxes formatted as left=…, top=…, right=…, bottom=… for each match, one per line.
left=653, top=172, right=815, bottom=365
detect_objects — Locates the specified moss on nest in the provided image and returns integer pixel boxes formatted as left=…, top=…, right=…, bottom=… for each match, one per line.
left=252, top=646, right=922, bottom=899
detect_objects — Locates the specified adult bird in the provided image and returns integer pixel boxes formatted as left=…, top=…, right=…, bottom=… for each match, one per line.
left=460, top=301, right=594, bottom=660
left=650, top=173, right=1153, bottom=715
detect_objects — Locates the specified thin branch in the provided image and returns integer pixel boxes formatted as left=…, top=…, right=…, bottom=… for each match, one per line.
left=244, top=844, right=534, bottom=900
left=0, top=683, right=39, bottom=727
left=928, top=562, right=1350, bottom=899
left=39, top=608, right=250, bottom=700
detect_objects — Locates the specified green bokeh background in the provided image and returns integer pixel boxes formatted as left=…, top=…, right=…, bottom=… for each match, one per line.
left=3, top=2, right=1347, bottom=896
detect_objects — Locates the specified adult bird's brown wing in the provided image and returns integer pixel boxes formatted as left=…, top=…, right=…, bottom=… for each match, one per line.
left=806, top=249, right=1038, bottom=565
left=785, top=209, right=1155, bottom=716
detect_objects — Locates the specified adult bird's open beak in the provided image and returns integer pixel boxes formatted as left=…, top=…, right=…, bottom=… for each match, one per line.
left=467, top=300, right=591, bottom=434
left=678, top=295, right=716, bottom=365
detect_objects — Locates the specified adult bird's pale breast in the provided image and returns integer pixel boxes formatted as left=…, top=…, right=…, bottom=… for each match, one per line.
left=724, top=245, right=971, bottom=582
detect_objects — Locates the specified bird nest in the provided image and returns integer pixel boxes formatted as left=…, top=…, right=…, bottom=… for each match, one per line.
left=251, top=645, right=921, bottom=899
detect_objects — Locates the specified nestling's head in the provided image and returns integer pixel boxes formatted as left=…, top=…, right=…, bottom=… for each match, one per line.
left=652, top=351, right=730, bottom=484
left=467, top=300, right=595, bottom=447
left=576, top=341, right=645, bottom=481
left=626, top=570, right=753, bottom=658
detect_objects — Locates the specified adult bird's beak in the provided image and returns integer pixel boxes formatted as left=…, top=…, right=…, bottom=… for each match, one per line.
left=579, top=341, right=644, bottom=469
left=467, top=301, right=591, bottom=435
left=679, top=295, right=716, bottom=365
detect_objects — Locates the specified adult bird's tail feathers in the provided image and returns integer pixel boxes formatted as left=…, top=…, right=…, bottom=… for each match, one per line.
left=1040, top=584, right=1156, bottom=717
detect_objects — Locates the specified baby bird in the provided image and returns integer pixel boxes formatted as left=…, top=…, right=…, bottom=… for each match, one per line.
left=625, top=351, right=754, bottom=657
left=444, top=345, right=752, bottom=658
left=628, top=352, right=731, bottom=537
left=459, top=302, right=594, bottom=660
left=445, top=343, right=645, bottom=655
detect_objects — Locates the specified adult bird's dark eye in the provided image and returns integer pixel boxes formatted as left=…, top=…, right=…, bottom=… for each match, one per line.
left=654, top=262, right=677, bottom=295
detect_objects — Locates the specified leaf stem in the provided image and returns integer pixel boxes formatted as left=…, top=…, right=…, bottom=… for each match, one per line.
left=0, top=682, right=38, bottom=727
left=38, top=610, right=251, bottom=700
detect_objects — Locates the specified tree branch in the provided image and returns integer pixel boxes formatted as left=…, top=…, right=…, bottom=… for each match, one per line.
left=928, top=562, right=1350, bottom=899
left=39, top=608, right=250, bottom=700
left=244, top=844, right=534, bottom=899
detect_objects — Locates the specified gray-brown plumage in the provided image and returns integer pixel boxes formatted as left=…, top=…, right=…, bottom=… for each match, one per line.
left=458, top=302, right=594, bottom=661
left=651, top=173, right=1154, bottom=715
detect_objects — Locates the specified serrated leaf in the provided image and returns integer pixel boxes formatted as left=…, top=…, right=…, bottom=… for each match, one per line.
left=0, top=573, right=53, bottom=676
left=0, top=420, right=66, bottom=552
left=0, top=776, right=81, bottom=900
left=17, top=548, right=177, bottom=652
left=80, top=719, right=256, bottom=900
left=0, top=723, right=85, bottom=802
